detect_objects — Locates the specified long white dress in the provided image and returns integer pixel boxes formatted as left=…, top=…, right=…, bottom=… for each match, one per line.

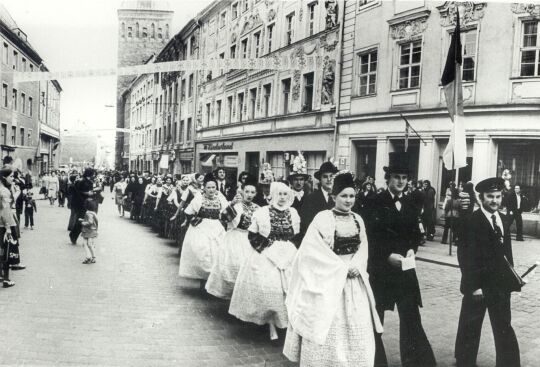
left=228, top=205, right=299, bottom=328
left=206, top=201, right=260, bottom=299
left=283, top=209, right=383, bottom=367
left=178, top=192, right=228, bottom=280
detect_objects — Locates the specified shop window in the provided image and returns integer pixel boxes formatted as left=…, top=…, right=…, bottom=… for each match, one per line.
left=398, top=40, right=422, bottom=89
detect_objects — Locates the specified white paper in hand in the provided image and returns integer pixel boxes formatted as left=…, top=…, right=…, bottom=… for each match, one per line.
left=401, top=255, right=416, bottom=271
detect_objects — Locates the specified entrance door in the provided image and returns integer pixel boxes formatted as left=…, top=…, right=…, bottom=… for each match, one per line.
left=246, top=152, right=260, bottom=179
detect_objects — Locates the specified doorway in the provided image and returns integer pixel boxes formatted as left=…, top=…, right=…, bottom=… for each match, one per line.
left=246, top=152, right=260, bottom=179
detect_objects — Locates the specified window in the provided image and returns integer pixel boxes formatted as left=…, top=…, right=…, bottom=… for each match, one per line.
left=20, top=128, right=24, bottom=145
left=188, top=74, right=194, bottom=98
left=359, top=0, right=378, bottom=7
left=219, top=52, right=225, bottom=75
left=282, top=78, right=291, bottom=114
left=21, top=92, right=26, bottom=114
left=27, top=130, right=31, bottom=146
left=243, top=0, right=249, bottom=12
left=28, top=97, right=33, bottom=116
left=308, top=2, right=317, bottom=36
left=241, top=38, right=248, bottom=58
left=2, top=84, right=7, bottom=108
left=136, top=23, right=139, bottom=37
left=520, top=21, right=540, bottom=77
left=357, top=49, right=377, bottom=96
left=286, top=13, right=295, bottom=46
left=216, top=100, right=222, bottom=124
left=142, top=27, right=148, bottom=38
left=127, top=27, right=132, bottom=37
left=12, top=50, right=18, bottom=70
left=267, top=24, right=274, bottom=53
left=237, top=92, right=245, bottom=122
left=179, top=120, right=184, bottom=142
left=2, top=43, right=7, bottom=64
left=190, top=36, right=196, bottom=56
left=253, top=32, right=261, bottom=58
left=181, top=79, right=186, bottom=100
left=22, top=58, right=26, bottom=72
left=155, top=97, right=159, bottom=114
left=30, top=64, right=33, bottom=72
left=220, top=11, right=227, bottom=28
left=227, top=96, right=233, bottom=123
left=1, top=124, right=6, bottom=144
left=187, top=118, right=192, bottom=141
left=158, top=28, right=163, bottom=39
left=151, top=24, right=155, bottom=38
left=303, top=72, right=314, bottom=111
left=232, top=3, right=238, bottom=19
left=159, top=95, right=163, bottom=113
left=249, top=88, right=257, bottom=120
left=12, top=89, right=17, bottom=111
left=263, top=83, right=271, bottom=117
left=206, top=103, right=211, bottom=126
left=460, top=29, right=477, bottom=81
left=398, top=40, right=422, bottom=89
left=230, top=44, right=237, bottom=59
left=154, top=129, right=157, bottom=145
left=158, top=127, right=162, bottom=144
left=11, top=127, right=16, bottom=145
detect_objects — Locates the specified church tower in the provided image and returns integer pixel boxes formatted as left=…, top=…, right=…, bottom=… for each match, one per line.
left=116, top=0, right=173, bottom=169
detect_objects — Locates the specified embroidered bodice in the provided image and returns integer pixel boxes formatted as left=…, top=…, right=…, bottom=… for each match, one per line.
left=268, top=206, right=295, bottom=243
left=198, top=195, right=222, bottom=219
left=237, top=202, right=259, bottom=230
left=332, top=209, right=361, bottom=255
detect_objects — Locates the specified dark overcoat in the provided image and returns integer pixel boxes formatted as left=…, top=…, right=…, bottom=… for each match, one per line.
left=365, top=190, right=423, bottom=310
left=299, top=189, right=333, bottom=237
left=457, top=209, right=515, bottom=295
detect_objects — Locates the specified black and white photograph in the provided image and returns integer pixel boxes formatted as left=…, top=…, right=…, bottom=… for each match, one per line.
left=0, top=0, right=539, bottom=366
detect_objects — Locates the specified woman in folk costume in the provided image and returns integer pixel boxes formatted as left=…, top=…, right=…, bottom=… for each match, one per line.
left=155, top=175, right=174, bottom=237
left=283, top=171, right=383, bottom=367
left=206, top=174, right=260, bottom=299
left=167, top=175, right=190, bottom=242
left=171, top=173, right=203, bottom=253
left=47, top=171, right=59, bottom=205
left=142, top=176, right=158, bottom=224
left=178, top=173, right=228, bottom=286
left=229, top=181, right=300, bottom=340
left=113, top=176, right=128, bottom=217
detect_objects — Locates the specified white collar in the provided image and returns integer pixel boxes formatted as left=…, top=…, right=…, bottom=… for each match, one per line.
left=388, top=190, right=403, bottom=200
left=480, top=205, right=504, bottom=235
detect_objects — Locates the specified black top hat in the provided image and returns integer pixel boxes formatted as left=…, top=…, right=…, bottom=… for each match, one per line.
left=475, top=177, right=505, bottom=193
left=383, top=152, right=410, bottom=174
left=288, top=172, right=309, bottom=181
left=314, top=161, right=339, bottom=181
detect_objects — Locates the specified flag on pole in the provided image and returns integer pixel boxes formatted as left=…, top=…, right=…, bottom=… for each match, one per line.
left=441, top=7, right=467, bottom=169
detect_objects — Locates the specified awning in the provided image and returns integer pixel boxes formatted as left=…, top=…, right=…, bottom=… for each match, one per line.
left=201, top=154, right=216, bottom=167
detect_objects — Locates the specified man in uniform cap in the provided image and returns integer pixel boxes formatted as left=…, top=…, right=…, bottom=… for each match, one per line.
left=298, top=161, right=338, bottom=243
left=366, top=152, right=436, bottom=367
left=454, top=177, right=520, bottom=367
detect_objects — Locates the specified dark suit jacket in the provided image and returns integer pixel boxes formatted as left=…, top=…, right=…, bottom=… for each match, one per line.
left=291, top=192, right=305, bottom=211
left=506, top=192, right=529, bottom=214
left=365, top=190, right=423, bottom=310
left=458, top=209, right=515, bottom=295
left=299, top=189, right=333, bottom=237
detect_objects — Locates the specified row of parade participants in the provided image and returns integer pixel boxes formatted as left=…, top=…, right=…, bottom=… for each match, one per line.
left=112, top=155, right=440, bottom=367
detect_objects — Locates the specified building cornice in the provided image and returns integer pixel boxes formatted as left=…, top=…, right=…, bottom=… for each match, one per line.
left=195, top=127, right=335, bottom=144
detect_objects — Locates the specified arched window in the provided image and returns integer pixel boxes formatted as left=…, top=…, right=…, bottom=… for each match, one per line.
left=136, top=22, right=139, bottom=38
left=121, top=22, right=125, bottom=38
left=151, top=23, right=155, bottom=38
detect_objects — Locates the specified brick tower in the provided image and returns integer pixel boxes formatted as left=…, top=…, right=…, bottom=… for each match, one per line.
left=116, top=0, right=173, bottom=170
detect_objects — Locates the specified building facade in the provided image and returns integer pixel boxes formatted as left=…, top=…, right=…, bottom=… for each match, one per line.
left=194, top=0, right=342, bottom=180
left=116, top=0, right=174, bottom=170
left=337, top=0, right=540, bottom=230
left=0, top=4, right=61, bottom=176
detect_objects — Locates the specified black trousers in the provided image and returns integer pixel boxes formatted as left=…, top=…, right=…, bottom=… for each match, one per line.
left=509, top=212, right=523, bottom=239
left=24, top=209, right=34, bottom=227
left=455, top=292, right=520, bottom=367
left=69, top=208, right=86, bottom=243
left=58, top=191, right=66, bottom=206
left=0, top=226, right=18, bottom=281
left=375, top=295, right=436, bottom=367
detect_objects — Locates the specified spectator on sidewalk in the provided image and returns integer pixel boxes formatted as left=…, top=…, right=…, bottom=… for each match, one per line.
left=80, top=199, right=98, bottom=264
left=58, top=171, right=69, bottom=208
left=0, top=168, right=21, bottom=288
left=441, top=187, right=460, bottom=245
left=24, top=192, right=37, bottom=230
left=506, top=184, right=529, bottom=241
left=422, top=180, right=436, bottom=241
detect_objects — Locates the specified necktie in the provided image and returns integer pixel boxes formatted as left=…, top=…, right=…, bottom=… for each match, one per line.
left=220, top=182, right=224, bottom=194
left=327, top=194, right=335, bottom=208
left=491, top=214, right=503, bottom=241
left=393, top=195, right=402, bottom=211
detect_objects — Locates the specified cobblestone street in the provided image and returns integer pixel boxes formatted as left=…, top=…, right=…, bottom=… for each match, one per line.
left=1, top=191, right=539, bottom=366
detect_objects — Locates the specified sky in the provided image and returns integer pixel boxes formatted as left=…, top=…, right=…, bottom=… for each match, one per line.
left=2, top=0, right=211, bottom=146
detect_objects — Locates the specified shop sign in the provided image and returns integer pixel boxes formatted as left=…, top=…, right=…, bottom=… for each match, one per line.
left=202, top=142, right=234, bottom=151
left=223, top=155, right=238, bottom=168
left=179, top=152, right=194, bottom=160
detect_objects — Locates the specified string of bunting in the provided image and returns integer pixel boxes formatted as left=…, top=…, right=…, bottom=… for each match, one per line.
left=6, top=56, right=324, bottom=83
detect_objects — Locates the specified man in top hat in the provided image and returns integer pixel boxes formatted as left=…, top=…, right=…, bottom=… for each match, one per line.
left=454, top=177, right=520, bottom=367
left=298, top=161, right=339, bottom=242
left=288, top=153, right=309, bottom=210
left=366, top=152, right=436, bottom=367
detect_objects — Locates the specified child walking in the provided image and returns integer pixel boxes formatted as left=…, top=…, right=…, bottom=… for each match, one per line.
left=24, top=192, right=37, bottom=229
left=79, top=199, right=98, bottom=264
